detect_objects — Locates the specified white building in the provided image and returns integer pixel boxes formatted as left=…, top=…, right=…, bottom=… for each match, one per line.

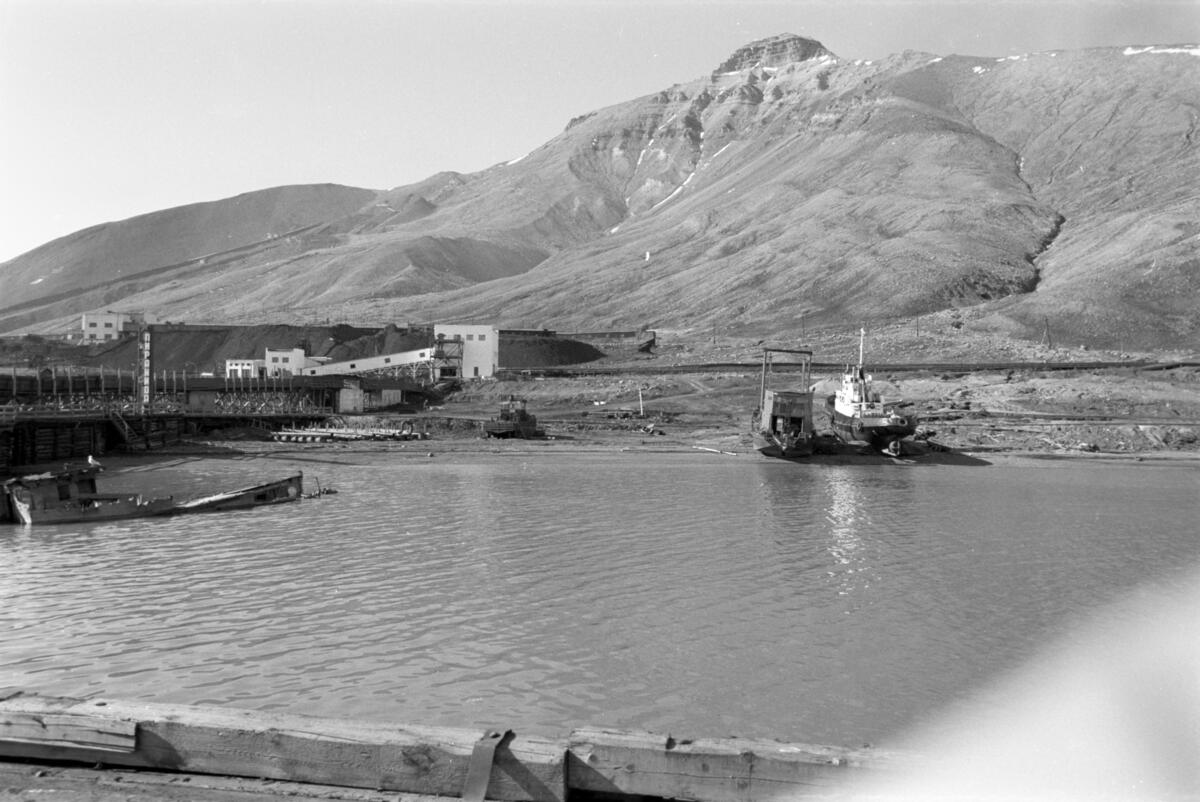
left=80, top=311, right=158, bottom=342
left=435, top=323, right=497, bottom=380
left=265, top=347, right=313, bottom=377
left=225, top=347, right=317, bottom=379
left=225, top=358, right=263, bottom=379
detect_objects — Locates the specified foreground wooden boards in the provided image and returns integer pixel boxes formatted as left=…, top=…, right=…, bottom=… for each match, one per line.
left=0, top=693, right=907, bottom=801
left=568, top=728, right=900, bottom=802
left=0, top=759, right=432, bottom=802
left=0, top=692, right=563, bottom=802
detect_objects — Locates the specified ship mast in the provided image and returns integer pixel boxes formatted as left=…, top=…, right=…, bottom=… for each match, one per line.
left=858, top=327, right=865, bottom=368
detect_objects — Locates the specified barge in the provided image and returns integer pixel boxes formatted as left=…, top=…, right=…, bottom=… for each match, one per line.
left=751, top=348, right=817, bottom=459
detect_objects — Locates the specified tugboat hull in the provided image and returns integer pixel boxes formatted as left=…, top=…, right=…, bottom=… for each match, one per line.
left=826, top=397, right=917, bottom=456
left=826, top=329, right=919, bottom=457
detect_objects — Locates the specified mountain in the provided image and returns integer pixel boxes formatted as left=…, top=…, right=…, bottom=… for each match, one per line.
left=0, top=184, right=379, bottom=330
left=2, top=34, right=1197, bottom=351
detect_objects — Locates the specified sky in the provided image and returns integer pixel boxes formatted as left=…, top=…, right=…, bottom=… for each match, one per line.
left=2, top=0, right=1198, bottom=263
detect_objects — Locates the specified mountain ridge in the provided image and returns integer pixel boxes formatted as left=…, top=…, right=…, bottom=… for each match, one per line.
left=2, top=34, right=1197, bottom=351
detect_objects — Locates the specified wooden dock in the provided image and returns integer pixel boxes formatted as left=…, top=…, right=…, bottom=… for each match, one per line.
left=0, top=692, right=908, bottom=801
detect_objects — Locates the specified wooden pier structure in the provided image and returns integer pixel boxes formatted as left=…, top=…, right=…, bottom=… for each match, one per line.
left=0, top=404, right=328, bottom=469
left=0, top=692, right=905, bottom=802
left=0, top=368, right=433, bottom=469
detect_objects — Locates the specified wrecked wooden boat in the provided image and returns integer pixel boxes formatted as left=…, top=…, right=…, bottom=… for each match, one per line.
left=0, top=465, right=176, bottom=525
left=1, top=465, right=304, bottom=524
left=170, top=473, right=304, bottom=513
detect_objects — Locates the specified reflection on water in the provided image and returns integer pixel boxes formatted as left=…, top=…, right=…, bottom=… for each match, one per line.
left=824, top=467, right=877, bottom=600
left=2, top=451, right=1198, bottom=746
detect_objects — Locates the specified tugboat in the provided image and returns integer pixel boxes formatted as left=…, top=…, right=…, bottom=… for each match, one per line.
left=484, top=396, right=544, bottom=439
left=826, top=329, right=917, bottom=456
left=751, top=348, right=816, bottom=459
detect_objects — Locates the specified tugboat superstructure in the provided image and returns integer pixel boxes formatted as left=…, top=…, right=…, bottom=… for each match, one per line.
left=826, top=329, right=917, bottom=456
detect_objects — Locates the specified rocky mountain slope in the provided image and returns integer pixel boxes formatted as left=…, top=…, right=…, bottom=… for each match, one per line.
left=2, top=35, right=1197, bottom=351
left=0, top=184, right=379, bottom=331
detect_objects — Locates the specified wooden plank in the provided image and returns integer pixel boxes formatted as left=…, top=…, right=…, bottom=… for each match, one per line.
left=0, top=693, right=564, bottom=802
left=566, top=728, right=906, bottom=802
left=0, top=709, right=136, bottom=752
left=0, top=758, right=443, bottom=801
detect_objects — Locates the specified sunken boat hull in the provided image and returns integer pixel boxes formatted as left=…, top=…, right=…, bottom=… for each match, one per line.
left=2, top=466, right=304, bottom=525
left=170, top=474, right=304, bottom=513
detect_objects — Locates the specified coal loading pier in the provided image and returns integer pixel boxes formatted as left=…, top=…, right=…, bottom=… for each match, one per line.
left=0, top=370, right=334, bottom=469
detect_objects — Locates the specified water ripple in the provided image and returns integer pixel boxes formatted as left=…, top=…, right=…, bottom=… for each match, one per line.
left=3, top=453, right=1198, bottom=745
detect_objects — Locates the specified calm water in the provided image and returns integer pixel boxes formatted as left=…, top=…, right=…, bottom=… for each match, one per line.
left=2, top=447, right=1198, bottom=747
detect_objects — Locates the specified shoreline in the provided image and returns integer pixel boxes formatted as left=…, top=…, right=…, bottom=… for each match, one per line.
left=9, top=422, right=1197, bottom=479
left=6, top=361, right=1199, bottom=474
left=154, top=427, right=1200, bottom=467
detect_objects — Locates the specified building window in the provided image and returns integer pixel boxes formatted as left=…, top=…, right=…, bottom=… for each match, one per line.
left=478, top=334, right=486, bottom=341
left=271, top=357, right=279, bottom=363
left=281, top=357, right=289, bottom=363
left=384, top=357, right=391, bottom=364
left=88, top=322, right=97, bottom=328
left=104, top=322, right=114, bottom=328
left=466, top=334, right=475, bottom=341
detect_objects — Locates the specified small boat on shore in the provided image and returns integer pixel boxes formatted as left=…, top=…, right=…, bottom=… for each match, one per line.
left=826, top=329, right=917, bottom=456
left=1, top=464, right=304, bottom=525
left=484, top=396, right=544, bottom=439
left=751, top=348, right=817, bottom=459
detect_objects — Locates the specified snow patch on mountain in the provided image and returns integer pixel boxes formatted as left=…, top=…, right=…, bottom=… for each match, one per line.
left=1124, top=45, right=1200, bottom=57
